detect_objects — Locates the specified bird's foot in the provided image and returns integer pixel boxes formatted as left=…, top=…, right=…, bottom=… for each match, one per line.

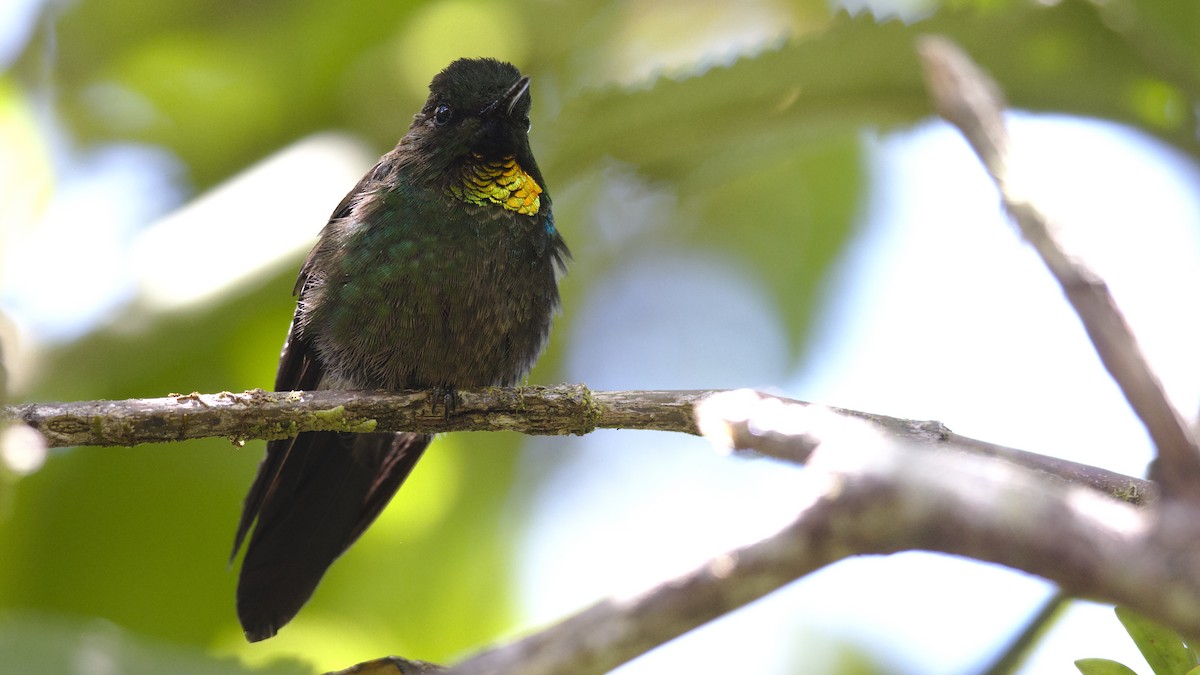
left=429, top=385, right=459, bottom=420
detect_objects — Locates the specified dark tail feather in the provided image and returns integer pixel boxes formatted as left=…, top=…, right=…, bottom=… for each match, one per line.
left=233, top=430, right=431, bottom=642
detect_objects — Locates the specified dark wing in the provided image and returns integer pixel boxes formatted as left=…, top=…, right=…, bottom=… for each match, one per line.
left=235, top=430, right=430, bottom=642
left=229, top=318, right=321, bottom=562
left=231, top=294, right=433, bottom=641
left=232, top=154, right=431, bottom=641
left=230, top=178, right=359, bottom=559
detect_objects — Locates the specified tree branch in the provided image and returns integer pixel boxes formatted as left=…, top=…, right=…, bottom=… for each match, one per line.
left=355, top=391, right=1200, bottom=675
left=2, top=386, right=1153, bottom=505
left=1, top=386, right=705, bottom=447
left=694, top=391, right=1200, bottom=640
left=917, top=35, right=1200, bottom=503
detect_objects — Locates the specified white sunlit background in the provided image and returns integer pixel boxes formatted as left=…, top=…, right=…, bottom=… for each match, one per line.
left=2, top=1, right=1198, bottom=674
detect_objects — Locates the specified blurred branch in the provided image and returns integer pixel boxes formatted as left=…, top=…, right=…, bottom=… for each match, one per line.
left=979, top=591, right=1071, bottom=675
left=334, top=391, right=1199, bottom=675
left=917, top=35, right=1200, bottom=503
left=2, top=386, right=1153, bottom=504
left=693, top=391, right=1200, bottom=646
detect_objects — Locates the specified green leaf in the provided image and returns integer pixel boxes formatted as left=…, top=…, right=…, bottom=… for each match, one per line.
left=1075, top=658, right=1140, bottom=675
left=1115, top=605, right=1198, bottom=675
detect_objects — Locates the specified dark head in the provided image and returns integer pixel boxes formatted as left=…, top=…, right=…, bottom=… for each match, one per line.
left=405, top=58, right=539, bottom=179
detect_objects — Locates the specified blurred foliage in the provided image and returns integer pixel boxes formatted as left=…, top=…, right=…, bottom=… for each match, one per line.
left=0, top=613, right=307, bottom=675
left=2, top=0, right=1199, bottom=673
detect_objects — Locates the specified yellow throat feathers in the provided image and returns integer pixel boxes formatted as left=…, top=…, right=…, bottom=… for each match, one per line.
left=448, top=154, right=542, bottom=216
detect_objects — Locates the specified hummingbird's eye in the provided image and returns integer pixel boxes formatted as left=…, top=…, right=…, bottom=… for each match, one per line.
left=432, top=103, right=452, bottom=126
left=522, top=116, right=531, bottom=133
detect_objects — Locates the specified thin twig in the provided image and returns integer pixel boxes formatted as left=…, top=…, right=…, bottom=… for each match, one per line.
left=916, top=35, right=1200, bottom=503
left=979, top=590, right=1070, bottom=675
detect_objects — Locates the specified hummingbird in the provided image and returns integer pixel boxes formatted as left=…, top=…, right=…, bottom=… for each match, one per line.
left=231, top=58, right=568, bottom=642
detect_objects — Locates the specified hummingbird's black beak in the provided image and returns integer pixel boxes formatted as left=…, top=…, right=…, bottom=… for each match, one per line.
left=503, top=77, right=531, bottom=116
left=482, top=77, right=531, bottom=118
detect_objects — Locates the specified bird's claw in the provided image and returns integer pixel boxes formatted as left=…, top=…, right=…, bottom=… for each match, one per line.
left=429, top=386, right=459, bottom=420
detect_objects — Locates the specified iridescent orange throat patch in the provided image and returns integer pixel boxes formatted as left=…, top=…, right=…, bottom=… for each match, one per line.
left=448, top=154, right=542, bottom=216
